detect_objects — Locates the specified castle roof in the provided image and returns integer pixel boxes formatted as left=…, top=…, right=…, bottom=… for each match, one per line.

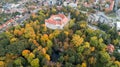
left=45, top=14, right=68, bottom=25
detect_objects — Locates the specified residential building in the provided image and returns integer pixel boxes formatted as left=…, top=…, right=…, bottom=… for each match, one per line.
left=116, top=22, right=120, bottom=31
left=107, top=44, right=114, bottom=53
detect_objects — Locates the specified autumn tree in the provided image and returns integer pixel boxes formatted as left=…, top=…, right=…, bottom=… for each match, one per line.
left=71, top=34, right=84, bottom=47
left=30, top=58, right=40, bottom=67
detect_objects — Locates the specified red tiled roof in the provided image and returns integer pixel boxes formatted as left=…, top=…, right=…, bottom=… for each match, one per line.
left=45, top=14, right=68, bottom=25
left=0, top=19, right=14, bottom=29
left=107, top=44, right=114, bottom=53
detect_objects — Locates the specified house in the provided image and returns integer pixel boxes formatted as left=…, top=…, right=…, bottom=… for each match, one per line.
left=63, top=0, right=78, bottom=8
left=45, top=14, right=70, bottom=29
left=107, top=44, right=114, bottom=53
left=116, top=9, right=120, bottom=20
left=116, top=22, right=120, bottom=31
left=0, top=8, right=3, bottom=14
left=69, top=3, right=77, bottom=8
left=114, top=0, right=120, bottom=12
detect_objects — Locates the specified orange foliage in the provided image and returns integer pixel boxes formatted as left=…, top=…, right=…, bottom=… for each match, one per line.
left=21, top=28, right=25, bottom=33
left=41, top=48, right=46, bottom=54
left=32, top=13, right=37, bottom=19
left=41, top=34, right=49, bottom=42
left=14, top=29, right=19, bottom=36
left=33, top=40, right=39, bottom=47
left=38, top=46, right=42, bottom=50
left=0, top=61, right=5, bottom=67
left=90, top=47, right=95, bottom=52
left=22, top=50, right=30, bottom=57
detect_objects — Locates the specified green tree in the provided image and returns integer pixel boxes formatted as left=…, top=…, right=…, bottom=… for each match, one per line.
left=30, top=58, right=40, bottom=67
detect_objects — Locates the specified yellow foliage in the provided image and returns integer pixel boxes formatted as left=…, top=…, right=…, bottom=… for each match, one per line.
left=72, top=34, right=84, bottom=47
left=63, top=42, right=69, bottom=50
left=81, top=62, right=87, bottom=67
left=26, top=24, right=31, bottom=27
left=28, top=38, right=33, bottom=42
left=90, top=47, right=95, bottom=52
left=10, top=37, right=17, bottom=43
left=45, top=47, right=48, bottom=51
left=45, top=54, right=50, bottom=61
left=14, top=29, right=23, bottom=36
left=41, top=24, right=46, bottom=27
left=53, top=30, right=61, bottom=36
left=41, top=34, right=49, bottom=42
left=38, top=46, right=42, bottom=50
left=84, top=42, right=90, bottom=48
left=80, top=23, right=86, bottom=28
left=0, top=61, right=4, bottom=67
left=29, top=53, right=35, bottom=59
left=30, top=58, right=39, bottom=67
left=113, top=39, right=119, bottom=45
left=114, top=61, right=120, bottom=67
left=21, top=28, right=25, bottom=33
left=49, top=30, right=61, bottom=39
left=41, top=24, right=47, bottom=32
left=64, top=31, right=69, bottom=36
left=24, top=24, right=36, bottom=39
left=41, top=48, right=46, bottom=54
left=82, top=35, right=86, bottom=38
left=5, top=31, right=14, bottom=38
left=99, top=38, right=103, bottom=43
left=14, top=29, right=19, bottom=35
left=49, top=33, right=54, bottom=39
left=91, top=36, right=97, bottom=40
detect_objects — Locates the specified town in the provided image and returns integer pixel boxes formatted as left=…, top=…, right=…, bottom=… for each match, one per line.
left=0, top=0, right=120, bottom=67
left=0, top=0, right=120, bottom=33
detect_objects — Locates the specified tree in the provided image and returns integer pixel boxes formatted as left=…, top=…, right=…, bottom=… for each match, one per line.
left=14, top=58, right=22, bottom=66
left=13, top=57, right=26, bottom=66
left=46, top=40, right=53, bottom=48
left=44, top=54, right=50, bottom=61
left=75, top=30, right=82, bottom=36
left=30, top=58, right=40, bottom=67
left=99, top=51, right=111, bottom=63
left=22, top=50, right=30, bottom=58
left=79, top=21, right=87, bottom=28
left=81, top=62, right=87, bottom=67
left=0, top=45, right=6, bottom=56
left=69, top=18, right=75, bottom=28
left=27, top=53, right=35, bottom=63
left=6, top=41, right=27, bottom=55
left=88, top=57, right=96, bottom=64
left=71, top=34, right=84, bottom=47
left=83, top=42, right=90, bottom=48
left=0, top=61, right=5, bottom=67
left=90, top=36, right=98, bottom=47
